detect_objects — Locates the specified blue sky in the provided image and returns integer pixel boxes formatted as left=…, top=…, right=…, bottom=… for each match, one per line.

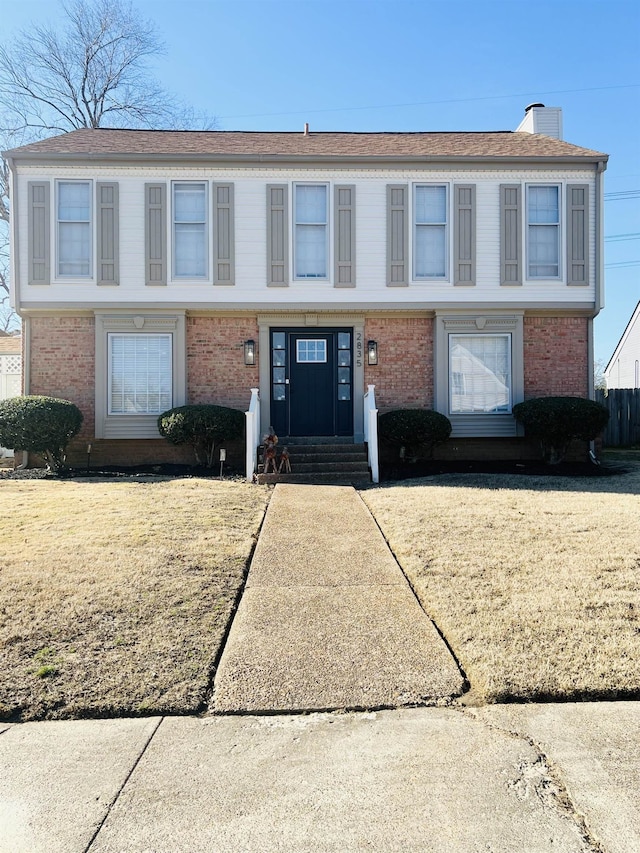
left=3, top=0, right=640, bottom=365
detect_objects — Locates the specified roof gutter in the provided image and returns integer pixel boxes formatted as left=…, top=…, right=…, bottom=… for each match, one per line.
left=3, top=152, right=609, bottom=168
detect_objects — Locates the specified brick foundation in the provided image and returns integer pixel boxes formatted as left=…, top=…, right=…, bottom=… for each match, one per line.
left=63, top=437, right=245, bottom=470
left=364, top=317, right=433, bottom=410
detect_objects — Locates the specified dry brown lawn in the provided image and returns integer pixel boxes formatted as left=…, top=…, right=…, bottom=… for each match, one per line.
left=0, top=477, right=268, bottom=721
left=362, top=464, right=640, bottom=703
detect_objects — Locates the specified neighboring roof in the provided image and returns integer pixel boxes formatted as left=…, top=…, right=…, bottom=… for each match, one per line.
left=0, top=335, right=21, bottom=355
left=604, top=300, right=640, bottom=374
left=3, top=128, right=608, bottom=162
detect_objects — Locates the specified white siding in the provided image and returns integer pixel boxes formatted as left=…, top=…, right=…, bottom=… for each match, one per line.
left=605, top=306, right=640, bottom=388
left=15, top=164, right=597, bottom=309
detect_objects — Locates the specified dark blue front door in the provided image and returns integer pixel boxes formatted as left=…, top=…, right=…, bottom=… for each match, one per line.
left=270, top=329, right=353, bottom=437
left=289, top=333, right=334, bottom=435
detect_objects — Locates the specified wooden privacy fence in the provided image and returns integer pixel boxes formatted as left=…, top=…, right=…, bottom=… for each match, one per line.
left=595, top=388, right=640, bottom=447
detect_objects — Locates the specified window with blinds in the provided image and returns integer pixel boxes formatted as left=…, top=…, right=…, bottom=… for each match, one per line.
left=294, top=184, right=328, bottom=279
left=414, top=184, right=448, bottom=279
left=108, top=334, right=172, bottom=415
left=173, top=182, right=207, bottom=278
left=57, top=181, right=91, bottom=276
left=527, top=185, right=560, bottom=278
left=449, top=334, right=511, bottom=414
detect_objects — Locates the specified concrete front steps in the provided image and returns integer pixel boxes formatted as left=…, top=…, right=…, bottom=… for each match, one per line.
left=256, top=441, right=371, bottom=485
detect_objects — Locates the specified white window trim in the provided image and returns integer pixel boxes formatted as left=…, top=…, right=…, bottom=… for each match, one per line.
left=412, top=182, right=450, bottom=282
left=292, top=182, right=330, bottom=282
left=296, top=338, right=328, bottom=363
left=94, top=312, right=186, bottom=439
left=107, top=332, right=173, bottom=416
left=171, top=181, right=210, bottom=282
left=55, top=179, right=93, bottom=281
left=525, top=182, right=563, bottom=282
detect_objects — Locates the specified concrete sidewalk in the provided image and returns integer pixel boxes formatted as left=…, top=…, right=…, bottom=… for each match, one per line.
left=1, top=703, right=639, bottom=852
left=211, top=484, right=464, bottom=712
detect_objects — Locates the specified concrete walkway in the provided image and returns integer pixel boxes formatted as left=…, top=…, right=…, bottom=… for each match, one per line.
left=211, top=484, right=465, bottom=712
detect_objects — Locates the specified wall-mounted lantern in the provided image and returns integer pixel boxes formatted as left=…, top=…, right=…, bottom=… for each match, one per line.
left=367, top=340, right=378, bottom=366
left=244, top=339, right=256, bottom=366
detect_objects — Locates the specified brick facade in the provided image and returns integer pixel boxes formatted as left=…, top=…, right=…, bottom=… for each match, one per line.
left=22, top=312, right=591, bottom=468
left=364, top=317, right=433, bottom=411
left=187, top=316, right=259, bottom=410
left=524, top=316, right=589, bottom=399
left=29, top=316, right=96, bottom=440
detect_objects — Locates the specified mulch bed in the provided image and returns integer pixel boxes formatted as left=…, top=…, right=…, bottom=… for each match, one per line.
left=380, top=458, right=629, bottom=480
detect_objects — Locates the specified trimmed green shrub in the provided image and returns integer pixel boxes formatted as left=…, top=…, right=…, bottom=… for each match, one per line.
left=158, top=404, right=245, bottom=467
left=512, top=396, right=609, bottom=464
left=378, top=408, right=452, bottom=460
left=0, top=395, right=83, bottom=472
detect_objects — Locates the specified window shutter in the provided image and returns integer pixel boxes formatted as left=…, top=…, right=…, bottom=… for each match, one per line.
left=387, top=184, right=408, bottom=286
left=334, top=185, right=356, bottom=287
left=500, top=184, right=522, bottom=285
left=145, top=183, right=167, bottom=285
left=213, top=182, right=235, bottom=285
left=97, top=182, right=119, bottom=285
left=453, top=184, right=476, bottom=286
left=567, top=184, right=589, bottom=286
left=267, top=184, right=289, bottom=286
left=28, top=181, right=50, bottom=285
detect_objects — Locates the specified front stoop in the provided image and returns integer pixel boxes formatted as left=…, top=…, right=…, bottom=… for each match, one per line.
left=256, top=442, right=371, bottom=485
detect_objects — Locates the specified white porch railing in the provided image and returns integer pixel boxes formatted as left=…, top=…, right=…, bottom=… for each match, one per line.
left=364, top=384, right=379, bottom=484
left=245, top=388, right=261, bottom=482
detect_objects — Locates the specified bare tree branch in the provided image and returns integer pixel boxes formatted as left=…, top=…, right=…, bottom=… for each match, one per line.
left=0, top=0, right=217, bottom=335
left=0, top=0, right=217, bottom=134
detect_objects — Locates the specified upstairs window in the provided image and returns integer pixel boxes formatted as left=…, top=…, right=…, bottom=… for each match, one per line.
left=294, top=184, right=328, bottom=279
left=173, top=182, right=207, bottom=278
left=57, top=181, right=91, bottom=277
left=414, top=184, right=448, bottom=279
left=527, top=185, right=560, bottom=278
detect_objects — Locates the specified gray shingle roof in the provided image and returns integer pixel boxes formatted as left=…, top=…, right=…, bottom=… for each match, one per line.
left=4, top=128, right=607, bottom=161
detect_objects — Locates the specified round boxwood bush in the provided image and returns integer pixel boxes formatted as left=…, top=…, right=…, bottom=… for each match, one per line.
left=0, top=395, right=83, bottom=472
left=158, top=404, right=245, bottom=467
left=512, top=396, right=609, bottom=464
left=378, top=408, right=452, bottom=460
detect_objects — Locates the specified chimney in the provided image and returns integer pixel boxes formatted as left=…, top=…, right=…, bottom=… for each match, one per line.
left=515, top=103, right=563, bottom=140
left=303, top=122, right=310, bottom=136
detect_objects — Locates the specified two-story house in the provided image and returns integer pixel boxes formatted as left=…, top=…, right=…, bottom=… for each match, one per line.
left=4, top=104, right=607, bottom=470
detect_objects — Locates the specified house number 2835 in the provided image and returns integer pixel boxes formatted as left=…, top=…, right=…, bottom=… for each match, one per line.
left=355, top=332, right=363, bottom=368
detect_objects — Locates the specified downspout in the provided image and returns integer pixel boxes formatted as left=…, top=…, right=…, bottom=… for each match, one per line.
left=16, top=316, right=30, bottom=469
left=590, top=160, right=606, bottom=463
left=6, top=156, right=20, bottom=316
left=8, top=157, right=29, bottom=468
left=594, top=160, right=606, bottom=315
